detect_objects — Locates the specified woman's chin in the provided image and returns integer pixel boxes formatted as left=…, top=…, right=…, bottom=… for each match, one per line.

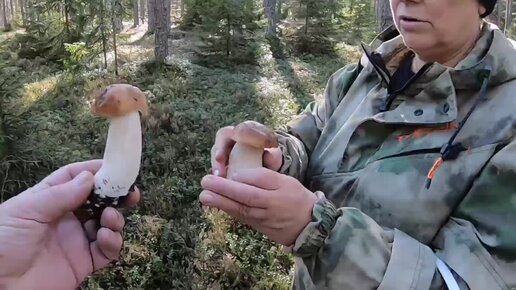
left=400, top=34, right=435, bottom=56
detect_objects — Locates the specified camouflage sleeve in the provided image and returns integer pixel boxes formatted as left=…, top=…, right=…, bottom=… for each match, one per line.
left=275, top=63, right=362, bottom=183
left=290, top=141, right=516, bottom=290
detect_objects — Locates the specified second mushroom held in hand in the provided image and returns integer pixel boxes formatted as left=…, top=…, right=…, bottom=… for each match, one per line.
left=84, top=83, right=148, bottom=217
left=227, top=121, right=279, bottom=180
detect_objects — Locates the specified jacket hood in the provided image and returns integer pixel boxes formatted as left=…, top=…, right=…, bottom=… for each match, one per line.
left=360, top=21, right=516, bottom=90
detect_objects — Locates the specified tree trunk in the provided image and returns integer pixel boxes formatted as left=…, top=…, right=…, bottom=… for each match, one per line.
left=232, top=0, right=243, bottom=40
left=1, top=0, right=12, bottom=31
left=376, top=0, right=393, bottom=32
left=0, top=114, right=7, bottom=163
left=100, top=0, right=108, bottom=69
left=112, top=0, right=123, bottom=32
left=112, top=0, right=119, bottom=75
left=487, top=1, right=503, bottom=27
left=154, top=0, right=170, bottom=62
left=28, top=0, right=35, bottom=24
left=304, top=2, right=309, bottom=35
left=64, top=0, right=70, bottom=33
left=277, top=0, right=283, bottom=20
left=6, top=0, right=11, bottom=29
left=139, top=0, right=145, bottom=23
left=147, top=0, right=155, bottom=33
left=9, top=0, right=13, bottom=23
left=376, top=0, right=394, bottom=32
left=505, top=0, right=513, bottom=36
left=133, top=0, right=139, bottom=26
left=0, top=0, right=5, bottom=31
left=18, top=0, right=25, bottom=26
left=263, top=0, right=277, bottom=36
left=226, top=12, right=231, bottom=56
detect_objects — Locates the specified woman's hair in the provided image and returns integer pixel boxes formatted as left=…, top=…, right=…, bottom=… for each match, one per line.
left=479, top=0, right=497, bottom=17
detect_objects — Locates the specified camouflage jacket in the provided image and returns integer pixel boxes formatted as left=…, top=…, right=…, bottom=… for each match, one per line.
left=276, top=21, right=516, bottom=290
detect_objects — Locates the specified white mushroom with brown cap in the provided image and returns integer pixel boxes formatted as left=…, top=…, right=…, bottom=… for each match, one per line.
left=87, top=83, right=148, bottom=212
left=227, top=121, right=279, bottom=180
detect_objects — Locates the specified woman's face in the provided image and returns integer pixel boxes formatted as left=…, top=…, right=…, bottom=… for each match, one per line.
left=390, top=0, right=486, bottom=61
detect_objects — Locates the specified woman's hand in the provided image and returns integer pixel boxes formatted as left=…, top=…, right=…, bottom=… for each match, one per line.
left=211, top=125, right=283, bottom=177
left=0, top=160, right=140, bottom=290
left=199, top=168, right=318, bottom=246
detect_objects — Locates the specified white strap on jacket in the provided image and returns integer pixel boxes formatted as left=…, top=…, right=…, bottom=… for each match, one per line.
left=436, top=257, right=461, bottom=290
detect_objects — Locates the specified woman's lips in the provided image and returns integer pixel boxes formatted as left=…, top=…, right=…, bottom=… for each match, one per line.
left=399, top=16, right=430, bottom=31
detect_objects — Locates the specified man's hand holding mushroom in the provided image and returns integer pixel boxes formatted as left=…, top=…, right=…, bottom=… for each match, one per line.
left=202, top=121, right=318, bottom=246
left=0, top=160, right=140, bottom=290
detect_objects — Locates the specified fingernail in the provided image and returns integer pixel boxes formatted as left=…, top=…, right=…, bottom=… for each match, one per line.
left=213, top=169, right=221, bottom=176
left=199, top=192, right=213, bottom=205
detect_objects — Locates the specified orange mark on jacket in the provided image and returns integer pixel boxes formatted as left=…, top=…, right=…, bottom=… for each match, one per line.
left=397, top=123, right=458, bottom=142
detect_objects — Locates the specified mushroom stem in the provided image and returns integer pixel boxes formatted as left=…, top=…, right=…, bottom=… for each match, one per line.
left=94, top=111, right=142, bottom=201
left=227, top=143, right=263, bottom=180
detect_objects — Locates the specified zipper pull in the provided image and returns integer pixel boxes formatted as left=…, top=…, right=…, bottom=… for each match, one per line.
left=426, top=142, right=466, bottom=189
left=425, top=157, right=443, bottom=189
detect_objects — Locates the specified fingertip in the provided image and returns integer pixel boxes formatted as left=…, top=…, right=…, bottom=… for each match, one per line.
left=99, top=227, right=122, bottom=249
left=101, top=207, right=125, bottom=231
left=97, top=227, right=123, bottom=257
left=125, top=187, right=141, bottom=207
left=199, top=191, right=214, bottom=205
left=91, top=228, right=122, bottom=271
left=98, top=227, right=117, bottom=241
left=74, top=171, right=94, bottom=187
left=263, top=148, right=283, bottom=171
left=102, top=206, right=118, bottom=222
left=201, top=174, right=214, bottom=187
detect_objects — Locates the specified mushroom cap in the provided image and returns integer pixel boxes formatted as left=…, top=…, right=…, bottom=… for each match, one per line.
left=233, top=121, right=279, bottom=148
left=91, top=84, right=149, bottom=118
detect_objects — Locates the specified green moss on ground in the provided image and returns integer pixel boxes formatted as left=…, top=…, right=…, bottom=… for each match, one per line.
left=0, top=29, right=359, bottom=289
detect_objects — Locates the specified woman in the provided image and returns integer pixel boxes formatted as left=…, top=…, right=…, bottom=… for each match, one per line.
left=200, top=0, right=516, bottom=289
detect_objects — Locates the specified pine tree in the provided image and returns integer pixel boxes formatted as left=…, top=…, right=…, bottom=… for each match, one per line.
left=148, top=0, right=155, bottom=32
left=183, top=0, right=257, bottom=57
left=155, top=0, right=171, bottom=62
left=133, top=0, right=139, bottom=27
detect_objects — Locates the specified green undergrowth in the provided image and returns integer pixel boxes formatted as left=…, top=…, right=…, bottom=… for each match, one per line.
left=0, top=30, right=359, bottom=289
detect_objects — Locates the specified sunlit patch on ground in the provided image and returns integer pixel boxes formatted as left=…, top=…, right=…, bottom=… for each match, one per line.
left=21, top=76, right=59, bottom=108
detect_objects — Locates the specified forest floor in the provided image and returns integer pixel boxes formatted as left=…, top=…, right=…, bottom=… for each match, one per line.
left=0, top=24, right=360, bottom=289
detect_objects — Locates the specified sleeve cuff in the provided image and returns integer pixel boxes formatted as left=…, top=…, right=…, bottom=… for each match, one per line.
left=291, top=192, right=340, bottom=257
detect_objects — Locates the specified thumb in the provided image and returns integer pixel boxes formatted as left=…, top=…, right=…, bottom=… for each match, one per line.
left=22, top=171, right=94, bottom=223
left=263, top=147, right=283, bottom=172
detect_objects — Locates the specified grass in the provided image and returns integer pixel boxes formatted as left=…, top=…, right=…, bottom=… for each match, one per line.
left=0, top=26, right=359, bottom=289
